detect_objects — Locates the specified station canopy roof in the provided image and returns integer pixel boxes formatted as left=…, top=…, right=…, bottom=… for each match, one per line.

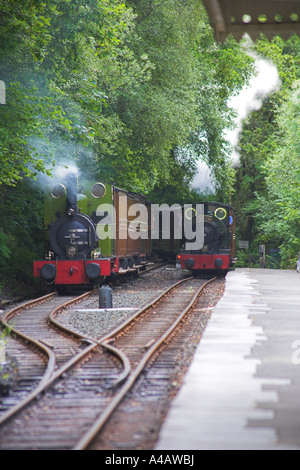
left=203, top=0, right=300, bottom=41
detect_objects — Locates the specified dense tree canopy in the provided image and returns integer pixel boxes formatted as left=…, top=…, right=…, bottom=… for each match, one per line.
left=0, top=0, right=253, bottom=191
left=0, top=0, right=264, bottom=290
left=255, top=83, right=300, bottom=267
left=232, top=34, right=300, bottom=268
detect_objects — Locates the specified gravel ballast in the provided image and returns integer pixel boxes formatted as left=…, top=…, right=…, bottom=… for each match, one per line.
left=59, top=266, right=190, bottom=338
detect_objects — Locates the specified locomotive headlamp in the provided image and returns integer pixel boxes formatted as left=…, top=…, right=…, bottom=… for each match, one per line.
left=91, top=182, right=106, bottom=198
left=51, top=184, right=66, bottom=199
left=185, top=207, right=197, bottom=220
left=68, top=208, right=75, bottom=216
left=215, top=207, right=227, bottom=220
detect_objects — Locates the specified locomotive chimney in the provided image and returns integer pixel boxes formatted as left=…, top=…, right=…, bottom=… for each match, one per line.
left=65, top=171, right=78, bottom=216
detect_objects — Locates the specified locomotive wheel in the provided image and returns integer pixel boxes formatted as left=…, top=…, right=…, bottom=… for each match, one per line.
left=134, top=255, right=142, bottom=266
left=120, top=258, right=128, bottom=270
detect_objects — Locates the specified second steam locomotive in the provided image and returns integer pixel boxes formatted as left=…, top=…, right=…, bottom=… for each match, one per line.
left=177, top=202, right=236, bottom=274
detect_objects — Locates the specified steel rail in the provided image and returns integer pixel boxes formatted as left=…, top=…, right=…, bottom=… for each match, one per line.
left=0, top=270, right=178, bottom=428
left=101, top=341, right=131, bottom=388
left=0, top=290, right=98, bottom=426
left=46, top=277, right=195, bottom=394
left=2, top=292, right=57, bottom=322
left=0, top=293, right=58, bottom=425
left=49, top=289, right=98, bottom=340
left=1, top=293, right=58, bottom=385
left=0, top=274, right=215, bottom=446
left=95, top=276, right=194, bottom=345
left=73, top=276, right=216, bottom=450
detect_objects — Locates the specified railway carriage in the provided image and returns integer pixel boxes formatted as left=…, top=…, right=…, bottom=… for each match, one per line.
left=151, top=205, right=182, bottom=261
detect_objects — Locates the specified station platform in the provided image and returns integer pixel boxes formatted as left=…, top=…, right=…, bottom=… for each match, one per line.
left=155, top=268, right=300, bottom=450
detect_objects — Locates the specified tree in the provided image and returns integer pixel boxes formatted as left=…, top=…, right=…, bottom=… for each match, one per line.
left=0, top=0, right=146, bottom=186
left=231, top=34, right=300, bottom=267
left=257, top=82, right=300, bottom=267
left=0, top=0, right=256, bottom=290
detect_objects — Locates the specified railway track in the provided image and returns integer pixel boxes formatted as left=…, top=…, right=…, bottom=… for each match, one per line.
left=0, top=291, right=98, bottom=426
left=0, top=275, right=217, bottom=450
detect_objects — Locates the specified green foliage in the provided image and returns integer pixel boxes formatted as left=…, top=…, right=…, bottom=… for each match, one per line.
left=232, top=34, right=300, bottom=269
left=0, top=0, right=253, bottom=193
left=0, top=0, right=146, bottom=185
left=234, top=249, right=260, bottom=269
left=0, top=0, right=257, bottom=289
left=186, top=33, right=254, bottom=201
left=0, top=180, right=44, bottom=286
left=256, top=83, right=300, bottom=267
left=0, top=229, right=11, bottom=268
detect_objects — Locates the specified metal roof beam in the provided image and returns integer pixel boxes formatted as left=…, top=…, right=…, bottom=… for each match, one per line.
left=203, top=0, right=300, bottom=41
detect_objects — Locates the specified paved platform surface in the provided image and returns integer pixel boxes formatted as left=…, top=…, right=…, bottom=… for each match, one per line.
left=155, top=268, right=300, bottom=450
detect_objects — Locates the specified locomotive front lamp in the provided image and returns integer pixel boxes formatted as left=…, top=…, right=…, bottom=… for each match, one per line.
left=91, top=182, right=106, bottom=198
left=215, top=207, right=227, bottom=220
left=51, top=184, right=66, bottom=199
left=185, top=207, right=197, bottom=220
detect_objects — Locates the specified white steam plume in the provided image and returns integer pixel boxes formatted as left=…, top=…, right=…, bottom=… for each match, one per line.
left=192, top=160, right=216, bottom=194
left=226, top=53, right=281, bottom=166
left=191, top=52, right=280, bottom=194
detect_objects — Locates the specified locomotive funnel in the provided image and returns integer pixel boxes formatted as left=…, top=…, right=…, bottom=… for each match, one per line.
left=65, top=171, right=78, bottom=215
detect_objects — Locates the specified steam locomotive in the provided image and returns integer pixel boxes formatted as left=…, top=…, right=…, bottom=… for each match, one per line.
left=33, top=171, right=152, bottom=288
left=177, top=202, right=236, bottom=275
